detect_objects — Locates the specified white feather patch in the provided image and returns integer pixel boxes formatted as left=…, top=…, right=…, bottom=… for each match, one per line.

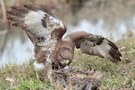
left=62, top=65, right=69, bottom=73
left=24, top=10, right=48, bottom=37
left=64, top=65, right=69, bottom=70
left=47, top=15, right=65, bottom=31
left=24, top=10, right=45, bottom=25
left=46, top=54, right=52, bottom=64
left=33, top=61, right=44, bottom=71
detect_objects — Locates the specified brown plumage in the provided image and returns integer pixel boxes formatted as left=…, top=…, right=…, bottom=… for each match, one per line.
left=7, top=5, right=122, bottom=80
left=53, top=65, right=103, bottom=90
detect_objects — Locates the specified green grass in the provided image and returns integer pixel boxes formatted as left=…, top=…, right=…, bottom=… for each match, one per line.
left=0, top=37, right=135, bottom=90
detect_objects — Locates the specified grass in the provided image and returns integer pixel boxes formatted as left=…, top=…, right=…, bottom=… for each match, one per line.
left=0, top=37, right=135, bottom=90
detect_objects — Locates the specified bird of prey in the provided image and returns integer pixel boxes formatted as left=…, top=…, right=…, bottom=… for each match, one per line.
left=7, top=5, right=122, bottom=80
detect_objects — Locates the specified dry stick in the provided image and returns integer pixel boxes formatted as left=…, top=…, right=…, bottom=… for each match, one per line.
left=0, top=0, right=7, bottom=22
left=0, top=0, right=9, bottom=53
left=0, top=0, right=9, bottom=30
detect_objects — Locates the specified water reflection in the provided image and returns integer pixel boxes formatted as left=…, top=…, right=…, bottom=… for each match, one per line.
left=65, top=18, right=135, bottom=41
left=0, top=30, right=34, bottom=68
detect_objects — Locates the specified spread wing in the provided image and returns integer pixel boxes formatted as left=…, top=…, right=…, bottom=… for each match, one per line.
left=63, top=31, right=122, bottom=63
left=7, top=5, right=66, bottom=44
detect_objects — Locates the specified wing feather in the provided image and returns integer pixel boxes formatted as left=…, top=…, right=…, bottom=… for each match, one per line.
left=63, top=31, right=122, bottom=63
left=7, top=5, right=66, bottom=43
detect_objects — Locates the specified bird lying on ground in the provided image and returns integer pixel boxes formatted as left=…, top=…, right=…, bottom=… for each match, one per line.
left=53, top=65, right=103, bottom=90
left=7, top=5, right=122, bottom=81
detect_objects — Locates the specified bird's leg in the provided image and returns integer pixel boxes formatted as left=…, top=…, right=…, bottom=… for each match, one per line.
left=43, top=62, right=53, bottom=82
left=43, top=52, right=54, bottom=82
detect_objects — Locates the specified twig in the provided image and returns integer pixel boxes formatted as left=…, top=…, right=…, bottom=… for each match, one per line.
left=0, top=0, right=7, bottom=22
left=0, top=0, right=10, bottom=53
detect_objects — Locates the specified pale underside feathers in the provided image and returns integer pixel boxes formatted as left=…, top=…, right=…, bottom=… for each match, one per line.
left=7, top=5, right=122, bottom=71
left=7, top=5, right=66, bottom=44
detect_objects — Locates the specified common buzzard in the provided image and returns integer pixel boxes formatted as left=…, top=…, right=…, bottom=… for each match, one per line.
left=7, top=5, right=122, bottom=80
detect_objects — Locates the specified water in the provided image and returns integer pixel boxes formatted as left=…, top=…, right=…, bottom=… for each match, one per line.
left=0, top=30, right=34, bottom=68
left=0, top=39, right=33, bottom=68
left=65, top=18, right=135, bottom=41
left=0, top=17, right=135, bottom=68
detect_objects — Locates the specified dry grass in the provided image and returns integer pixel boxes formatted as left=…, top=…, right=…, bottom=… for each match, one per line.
left=0, top=37, right=135, bottom=90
